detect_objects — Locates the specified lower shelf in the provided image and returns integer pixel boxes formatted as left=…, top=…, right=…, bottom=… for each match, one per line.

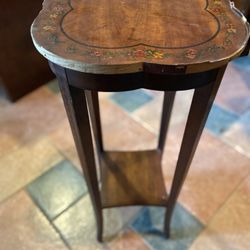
left=100, top=150, right=168, bottom=208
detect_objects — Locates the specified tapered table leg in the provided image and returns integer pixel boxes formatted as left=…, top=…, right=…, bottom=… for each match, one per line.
left=158, top=91, right=176, bottom=154
left=164, top=66, right=227, bottom=238
left=85, top=90, right=104, bottom=154
left=53, top=65, right=103, bottom=242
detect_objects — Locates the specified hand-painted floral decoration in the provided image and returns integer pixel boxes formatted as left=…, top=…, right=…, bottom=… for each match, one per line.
left=41, top=0, right=239, bottom=61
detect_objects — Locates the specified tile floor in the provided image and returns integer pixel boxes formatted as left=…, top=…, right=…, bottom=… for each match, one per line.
left=0, top=57, right=249, bottom=249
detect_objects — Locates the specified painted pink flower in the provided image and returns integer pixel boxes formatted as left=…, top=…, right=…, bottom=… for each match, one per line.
left=53, top=6, right=64, bottom=12
left=134, top=49, right=145, bottom=57
left=212, top=7, right=224, bottom=15
left=53, top=6, right=65, bottom=15
left=94, top=51, right=101, bottom=57
left=185, top=49, right=198, bottom=59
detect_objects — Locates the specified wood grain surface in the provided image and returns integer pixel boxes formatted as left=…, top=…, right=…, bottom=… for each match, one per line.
left=100, top=150, right=168, bottom=208
left=31, top=0, right=249, bottom=74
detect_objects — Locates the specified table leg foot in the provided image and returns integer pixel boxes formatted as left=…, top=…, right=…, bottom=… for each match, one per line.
left=97, top=222, right=103, bottom=242
left=164, top=221, right=171, bottom=239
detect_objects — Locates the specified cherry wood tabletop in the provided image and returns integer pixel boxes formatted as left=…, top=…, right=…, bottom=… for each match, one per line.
left=31, top=0, right=249, bottom=74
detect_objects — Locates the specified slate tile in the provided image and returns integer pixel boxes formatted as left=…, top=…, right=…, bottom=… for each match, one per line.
left=131, top=204, right=204, bottom=250
left=162, top=129, right=250, bottom=224
left=215, top=57, right=250, bottom=115
left=205, top=104, right=238, bottom=135
left=190, top=175, right=250, bottom=250
left=0, top=137, right=63, bottom=203
left=100, top=98, right=157, bottom=151
left=50, top=98, right=157, bottom=171
left=0, top=191, right=68, bottom=250
left=49, top=119, right=81, bottom=170
left=27, top=160, right=87, bottom=220
left=54, top=194, right=142, bottom=249
left=47, top=79, right=60, bottom=94
left=133, top=90, right=193, bottom=133
left=223, top=110, right=250, bottom=158
left=108, top=228, right=150, bottom=250
left=0, top=87, right=66, bottom=158
left=110, top=89, right=153, bottom=112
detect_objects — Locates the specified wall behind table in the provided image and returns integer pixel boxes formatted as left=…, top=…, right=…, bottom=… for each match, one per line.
left=0, top=0, right=54, bottom=101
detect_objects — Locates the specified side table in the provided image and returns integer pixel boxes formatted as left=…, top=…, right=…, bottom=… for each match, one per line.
left=31, top=0, right=249, bottom=242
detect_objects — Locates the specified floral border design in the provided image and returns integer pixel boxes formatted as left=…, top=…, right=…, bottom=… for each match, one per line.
left=41, top=0, right=239, bottom=61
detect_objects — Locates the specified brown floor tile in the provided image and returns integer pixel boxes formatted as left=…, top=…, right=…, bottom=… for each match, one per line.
left=54, top=195, right=142, bottom=250
left=162, top=128, right=250, bottom=224
left=108, top=229, right=150, bottom=250
left=0, top=137, right=63, bottom=203
left=0, top=191, right=68, bottom=250
left=133, top=90, right=193, bottom=133
left=215, top=59, right=250, bottom=115
left=223, top=110, right=250, bottom=158
left=100, top=98, right=156, bottom=150
left=99, top=92, right=112, bottom=99
left=132, top=93, right=164, bottom=133
left=190, top=174, right=250, bottom=250
left=50, top=98, right=157, bottom=168
left=0, top=96, right=9, bottom=111
left=49, top=119, right=98, bottom=173
left=0, top=87, right=66, bottom=158
left=49, top=119, right=81, bottom=169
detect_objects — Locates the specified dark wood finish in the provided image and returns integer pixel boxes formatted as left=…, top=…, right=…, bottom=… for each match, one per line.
left=234, top=0, right=250, bottom=16
left=64, top=68, right=220, bottom=91
left=158, top=92, right=176, bottom=153
left=85, top=91, right=104, bottom=154
left=50, top=62, right=227, bottom=241
left=233, top=0, right=250, bottom=56
left=32, top=0, right=249, bottom=74
left=33, top=0, right=250, bottom=243
left=164, top=65, right=227, bottom=237
left=101, top=150, right=168, bottom=208
left=0, top=0, right=54, bottom=101
left=53, top=65, right=103, bottom=241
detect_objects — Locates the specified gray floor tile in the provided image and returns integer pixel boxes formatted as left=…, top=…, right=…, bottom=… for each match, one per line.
left=47, top=80, right=60, bottom=94
left=27, top=160, right=87, bottom=220
left=131, top=204, right=204, bottom=250
left=110, top=89, right=153, bottom=112
left=205, top=104, right=238, bottom=135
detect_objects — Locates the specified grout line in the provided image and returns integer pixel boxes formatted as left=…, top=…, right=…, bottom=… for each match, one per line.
left=220, top=135, right=250, bottom=159
left=129, top=226, right=154, bottom=250
left=25, top=189, right=73, bottom=250
left=107, top=97, right=158, bottom=135
left=0, top=162, right=61, bottom=207
left=205, top=128, right=250, bottom=159
left=130, top=113, right=158, bottom=135
left=52, top=193, right=85, bottom=221
left=204, top=170, right=250, bottom=227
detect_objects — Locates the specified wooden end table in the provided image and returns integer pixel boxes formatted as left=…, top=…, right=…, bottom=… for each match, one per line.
left=31, top=0, right=249, bottom=242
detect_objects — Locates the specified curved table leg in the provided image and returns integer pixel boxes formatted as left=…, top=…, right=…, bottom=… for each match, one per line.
left=164, top=66, right=227, bottom=238
left=52, top=65, right=103, bottom=242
